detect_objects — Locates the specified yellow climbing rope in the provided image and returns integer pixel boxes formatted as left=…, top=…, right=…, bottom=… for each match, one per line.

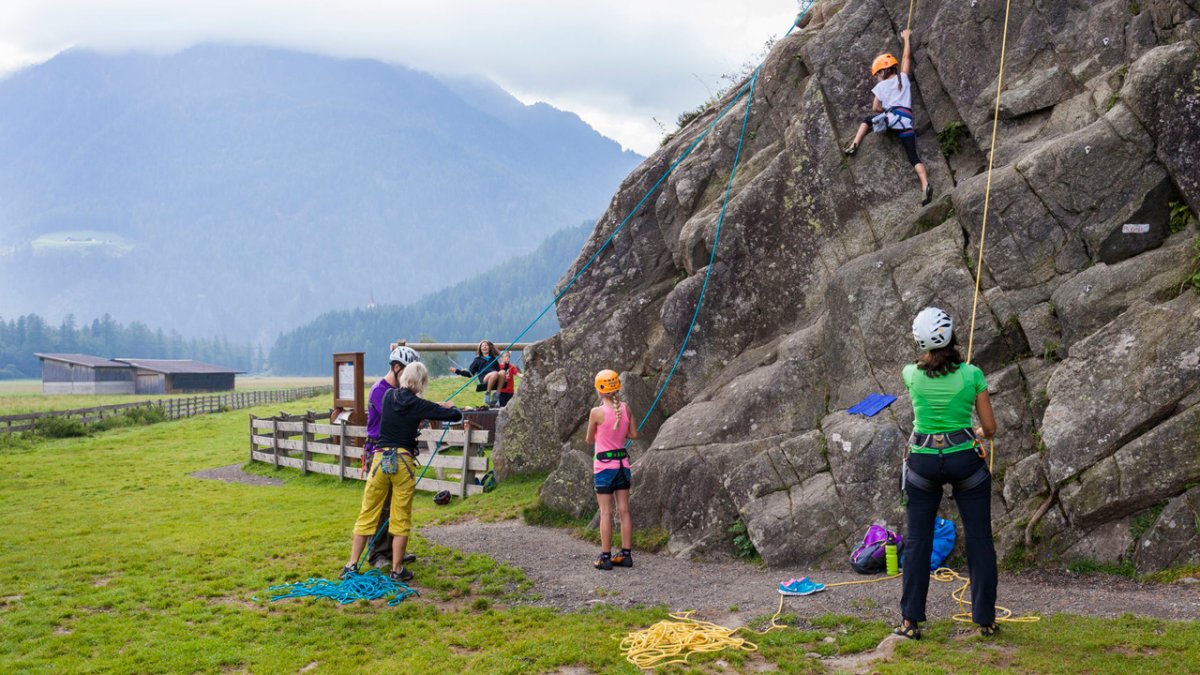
left=931, top=568, right=1041, bottom=624
left=619, top=611, right=761, bottom=669
left=965, top=0, right=1014, bottom=364
left=905, top=0, right=917, bottom=32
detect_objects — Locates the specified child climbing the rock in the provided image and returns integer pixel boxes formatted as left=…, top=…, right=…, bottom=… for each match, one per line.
left=843, top=29, right=933, bottom=206
left=586, top=369, right=638, bottom=570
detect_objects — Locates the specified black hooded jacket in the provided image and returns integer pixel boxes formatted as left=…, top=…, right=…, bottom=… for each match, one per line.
left=378, top=388, right=464, bottom=451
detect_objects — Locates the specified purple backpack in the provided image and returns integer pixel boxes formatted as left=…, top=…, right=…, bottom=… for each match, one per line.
left=850, top=524, right=903, bottom=574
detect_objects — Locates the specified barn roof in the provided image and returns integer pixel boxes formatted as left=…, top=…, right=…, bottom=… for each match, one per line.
left=112, top=359, right=244, bottom=375
left=35, top=353, right=132, bottom=368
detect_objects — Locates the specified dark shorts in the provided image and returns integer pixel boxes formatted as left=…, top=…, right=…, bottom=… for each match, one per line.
left=594, top=467, right=632, bottom=494
left=498, top=392, right=514, bottom=407
left=862, top=114, right=921, bottom=166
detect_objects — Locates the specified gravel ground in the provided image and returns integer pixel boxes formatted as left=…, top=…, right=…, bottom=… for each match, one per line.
left=424, top=520, right=1200, bottom=625
left=190, top=464, right=283, bottom=487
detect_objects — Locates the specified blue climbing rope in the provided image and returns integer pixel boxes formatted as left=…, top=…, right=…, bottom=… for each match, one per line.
left=632, top=15, right=805, bottom=437
left=265, top=568, right=418, bottom=606
left=441, top=79, right=760, bottom=402
left=633, top=68, right=765, bottom=438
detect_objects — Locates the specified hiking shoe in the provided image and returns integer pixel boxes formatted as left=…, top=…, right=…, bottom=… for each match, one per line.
left=389, top=566, right=414, bottom=583
left=611, top=552, right=633, bottom=568
left=894, top=619, right=921, bottom=640
left=843, top=141, right=858, bottom=156
left=339, top=563, right=359, bottom=580
left=595, top=554, right=613, bottom=571
left=779, top=577, right=825, bottom=596
left=921, top=184, right=933, bottom=206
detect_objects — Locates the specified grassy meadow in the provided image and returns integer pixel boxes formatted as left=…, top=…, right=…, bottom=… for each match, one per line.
left=0, top=376, right=332, bottom=416
left=1, top=389, right=1199, bottom=673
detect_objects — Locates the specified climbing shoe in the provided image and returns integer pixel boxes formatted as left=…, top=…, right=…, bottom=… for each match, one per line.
left=843, top=141, right=858, bottom=156
left=595, top=553, right=613, bottom=571
left=894, top=619, right=921, bottom=640
left=779, top=577, right=825, bottom=596
left=612, top=551, right=633, bottom=568
left=339, top=563, right=359, bottom=580
left=921, top=184, right=933, bottom=206
left=389, top=566, right=414, bottom=583
left=979, top=623, right=1000, bottom=637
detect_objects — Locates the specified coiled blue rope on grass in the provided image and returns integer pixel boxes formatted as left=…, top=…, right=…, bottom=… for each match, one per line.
left=265, top=569, right=418, bottom=606
left=260, top=426, right=451, bottom=606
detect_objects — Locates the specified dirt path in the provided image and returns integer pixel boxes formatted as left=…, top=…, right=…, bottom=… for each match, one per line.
left=424, top=520, right=1200, bottom=625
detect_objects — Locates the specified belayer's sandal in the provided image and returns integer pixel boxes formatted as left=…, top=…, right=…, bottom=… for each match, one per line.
left=338, top=563, right=359, bottom=580
left=894, top=619, right=921, bottom=640
left=979, top=623, right=1000, bottom=637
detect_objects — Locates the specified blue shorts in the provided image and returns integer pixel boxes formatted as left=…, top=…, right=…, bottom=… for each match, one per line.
left=594, top=467, right=631, bottom=494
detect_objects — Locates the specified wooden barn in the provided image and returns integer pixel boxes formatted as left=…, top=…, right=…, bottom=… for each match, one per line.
left=112, top=358, right=242, bottom=394
left=34, top=353, right=136, bottom=394
left=35, top=354, right=243, bottom=395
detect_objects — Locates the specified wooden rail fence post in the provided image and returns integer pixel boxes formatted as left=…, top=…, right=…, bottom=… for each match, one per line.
left=337, top=423, right=347, bottom=482
left=301, top=418, right=310, bottom=476
left=460, top=421, right=473, bottom=498
left=271, top=418, right=280, bottom=468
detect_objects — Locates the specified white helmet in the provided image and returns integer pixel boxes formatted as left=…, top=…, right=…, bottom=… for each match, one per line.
left=912, top=307, right=953, bottom=351
left=389, top=345, right=421, bottom=366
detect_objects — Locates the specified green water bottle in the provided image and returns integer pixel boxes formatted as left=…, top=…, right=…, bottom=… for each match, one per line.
left=885, top=537, right=899, bottom=576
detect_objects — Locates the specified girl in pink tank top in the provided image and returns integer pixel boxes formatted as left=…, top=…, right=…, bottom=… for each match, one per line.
left=585, top=369, right=638, bottom=571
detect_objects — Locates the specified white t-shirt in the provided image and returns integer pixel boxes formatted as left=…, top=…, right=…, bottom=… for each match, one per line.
left=871, top=72, right=913, bottom=130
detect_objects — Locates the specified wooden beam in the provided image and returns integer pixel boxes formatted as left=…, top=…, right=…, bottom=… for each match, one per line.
left=390, top=340, right=531, bottom=352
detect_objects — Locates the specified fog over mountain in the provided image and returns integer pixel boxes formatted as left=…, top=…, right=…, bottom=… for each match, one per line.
left=0, top=45, right=642, bottom=343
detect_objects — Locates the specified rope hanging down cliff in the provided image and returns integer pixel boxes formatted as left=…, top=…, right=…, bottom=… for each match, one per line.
left=439, top=62, right=764, bottom=404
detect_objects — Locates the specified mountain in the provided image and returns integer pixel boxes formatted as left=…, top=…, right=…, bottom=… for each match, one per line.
left=496, top=0, right=1200, bottom=574
left=0, top=45, right=642, bottom=343
left=269, top=220, right=592, bottom=375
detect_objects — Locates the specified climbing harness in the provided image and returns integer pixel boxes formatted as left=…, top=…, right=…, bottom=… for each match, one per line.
left=909, top=428, right=976, bottom=450
left=594, top=449, right=628, bottom=462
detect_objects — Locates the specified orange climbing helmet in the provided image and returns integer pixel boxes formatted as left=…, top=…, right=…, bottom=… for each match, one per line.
left=594, top=369, right=621, bottom=394
left=871, top=53, right=899, bottom=76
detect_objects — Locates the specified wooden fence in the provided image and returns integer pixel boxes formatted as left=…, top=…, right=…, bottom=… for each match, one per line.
left=249, top=412, right=491, bottom=497
left=0, top=386, right=331, bottom=435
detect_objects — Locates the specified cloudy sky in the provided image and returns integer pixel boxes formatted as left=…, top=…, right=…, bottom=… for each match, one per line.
left=0, top=1, right=803, bottom=154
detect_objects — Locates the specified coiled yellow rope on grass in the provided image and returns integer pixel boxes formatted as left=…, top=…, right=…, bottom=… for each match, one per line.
left=619, top=611, right=761, bottom=669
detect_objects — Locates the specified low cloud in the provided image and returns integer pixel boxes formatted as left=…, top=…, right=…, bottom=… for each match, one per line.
left=0, top=0, right=796, bottom=154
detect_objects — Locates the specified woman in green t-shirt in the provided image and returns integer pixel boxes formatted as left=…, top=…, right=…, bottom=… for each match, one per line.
left=896, top=307, right=998, bottom=639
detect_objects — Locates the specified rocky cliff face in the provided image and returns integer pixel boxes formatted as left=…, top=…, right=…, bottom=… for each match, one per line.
left=495, top=0, right=1200, bottom=572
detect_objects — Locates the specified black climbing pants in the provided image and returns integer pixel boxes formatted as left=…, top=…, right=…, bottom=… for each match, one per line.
left=902, top=450, right=997, bottom=625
